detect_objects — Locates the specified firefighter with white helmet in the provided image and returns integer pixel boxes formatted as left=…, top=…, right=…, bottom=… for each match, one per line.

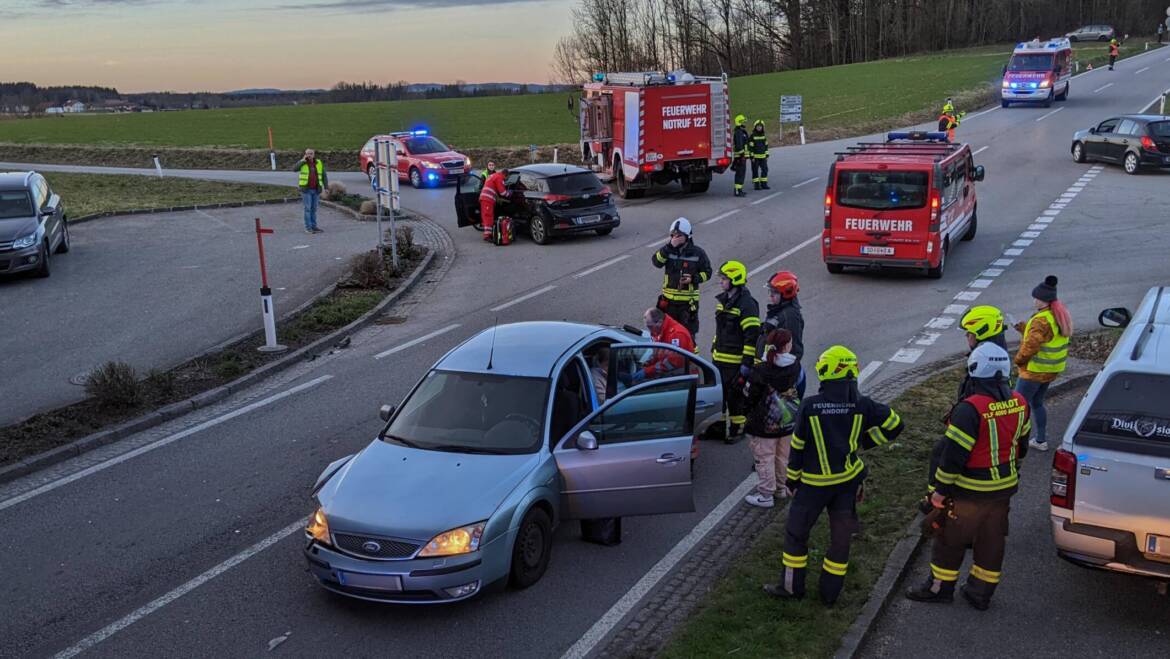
left=651, top=217, right=711, bottom=340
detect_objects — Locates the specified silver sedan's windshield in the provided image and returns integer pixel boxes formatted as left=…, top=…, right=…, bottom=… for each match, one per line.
left=386, top=370, right=549, bottom=454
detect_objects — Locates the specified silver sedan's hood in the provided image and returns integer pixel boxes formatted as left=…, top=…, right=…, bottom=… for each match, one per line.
left=316, top=439, right=540, bottom=541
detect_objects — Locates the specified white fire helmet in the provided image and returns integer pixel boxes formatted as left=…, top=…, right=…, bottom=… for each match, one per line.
left=967, top=342, right=1011, bottom=379
left=669, top=217, right=692, bottom=237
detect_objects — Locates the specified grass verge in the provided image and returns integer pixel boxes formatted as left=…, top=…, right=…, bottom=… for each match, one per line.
left=34, top=172, right=295, bottom=218
left=0, top=229, right=427, bottom=468
left=659, top=368, right=963, bottom=659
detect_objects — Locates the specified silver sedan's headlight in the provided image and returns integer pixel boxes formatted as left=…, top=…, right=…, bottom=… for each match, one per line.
left=12, top=232, right=37, bottom=250
left=418, top=521, right=486, bottom=557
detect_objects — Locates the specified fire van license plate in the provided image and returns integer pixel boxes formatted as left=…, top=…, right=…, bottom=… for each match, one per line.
left=337, top=571, right=403, bottom=591
left=861, top=246, right=895, bottom=256
left=1146, top=534, right=1170, bottom=560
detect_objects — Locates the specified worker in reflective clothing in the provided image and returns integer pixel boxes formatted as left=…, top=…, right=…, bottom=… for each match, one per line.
left=938, top=98, right=964, bottom=142
left=764, top=345, right=905, bottom=606
left=733, top=114, right=750, bottom=197
left=906, top=343, right=1030, bottom=610
left=705, top=260, right=760, bottom=443
left=1012, top=275, right=1072, bottom=452
left=756, top=271, right=806, bottom=398
left=1108, top=38, right=1119, bottom=70
left=750, top=119, right=770, bottom=190
left=651, top=217, right=712, bottom=339
left=478, top=168, right=509, bottom=241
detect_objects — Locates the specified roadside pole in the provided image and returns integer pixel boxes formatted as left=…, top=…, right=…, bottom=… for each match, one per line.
left=780, top=94, right=804, bottom=146
left=374, top=138, right=399, bottom=269
left=152, top=153, right=163, bottom=178
left=254, top=218, right=287, bottom=353
left=268, top=127, right=276, bottom=171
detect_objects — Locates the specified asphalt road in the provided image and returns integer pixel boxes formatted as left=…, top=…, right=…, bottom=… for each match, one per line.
left=1, top=47, right=1168, bottom=658
left=862, top=384, right=1170, bottom=658
left=0, top=204, right=378, bottom=425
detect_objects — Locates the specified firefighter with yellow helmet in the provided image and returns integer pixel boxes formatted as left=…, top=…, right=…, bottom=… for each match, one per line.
left=705, top=260, right=760, bottom=443
left=764, top=345, right=905, bottom=605
left=732, top=115, right=750, bottom=197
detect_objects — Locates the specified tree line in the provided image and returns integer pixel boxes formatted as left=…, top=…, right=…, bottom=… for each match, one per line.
left=553, top=0, right=1168, bottom=81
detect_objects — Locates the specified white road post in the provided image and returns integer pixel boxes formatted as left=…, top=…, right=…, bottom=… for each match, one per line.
left=269, top=152, right=277, bottom=171
left=254, top=218, right=287, bottom=353
left=1161, top=92, right=1167, bottom=115
left=553, top=147, right=559, bottom=163
left=799, top=125, right=806, bottom=145
left=152, top=154, right=163, bottom=178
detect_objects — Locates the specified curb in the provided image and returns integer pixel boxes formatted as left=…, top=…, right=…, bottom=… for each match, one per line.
left=833, top=368, right=1099, bottom=659
left=69, top=196, right=299, bottom=224
left=0, top=235, right=438, bottom=487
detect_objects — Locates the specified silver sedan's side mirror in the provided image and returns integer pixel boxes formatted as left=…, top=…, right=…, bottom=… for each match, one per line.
left=576, top=430, right=599, bottom=451
left=379, top=404, right=396, bottom=422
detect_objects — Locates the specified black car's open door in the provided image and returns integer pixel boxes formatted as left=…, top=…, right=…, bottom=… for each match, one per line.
left=455, top=173, right=484, bottom=228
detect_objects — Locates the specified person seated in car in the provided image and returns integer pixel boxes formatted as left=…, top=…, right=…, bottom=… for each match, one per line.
left=590, top=345, right=610, bottom=405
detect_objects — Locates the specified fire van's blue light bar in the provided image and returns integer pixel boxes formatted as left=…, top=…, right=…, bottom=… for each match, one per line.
left=411, top=128, right=428, bottom=136
left=886, top=131, right=950, bottom=142
left=593, top=73, right=605, bottom=81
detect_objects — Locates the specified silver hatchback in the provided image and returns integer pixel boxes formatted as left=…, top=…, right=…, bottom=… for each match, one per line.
left=1065, top=25, right=1115, bottom=42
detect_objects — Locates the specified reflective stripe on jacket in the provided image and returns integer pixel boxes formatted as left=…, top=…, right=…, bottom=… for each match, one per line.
left=296, top=159, right=327, bottom=189
left=933, top=390, right=1030, bottom=498
left=1021, top=310, right=1068, bottom=374
left=711, top=287, right=760, bottom=366
left=652, top=240, right=712, bottom=302
left=788, top=380, right=904, bottom=487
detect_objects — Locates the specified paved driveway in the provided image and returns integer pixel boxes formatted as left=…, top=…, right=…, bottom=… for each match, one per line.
left=0, top=203, right=380, bottom=425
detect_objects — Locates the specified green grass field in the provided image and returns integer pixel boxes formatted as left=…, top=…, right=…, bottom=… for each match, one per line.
left=40, top=172, right=292, bottom=218
left=0, top=41, right=1156, bottom=152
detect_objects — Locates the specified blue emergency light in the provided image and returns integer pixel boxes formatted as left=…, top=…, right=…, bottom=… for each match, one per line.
left=886, top=131, right=949, bottom=142
left=593, top=73, right=605, bottom=81
left=411, top=128, right=429, bottom=136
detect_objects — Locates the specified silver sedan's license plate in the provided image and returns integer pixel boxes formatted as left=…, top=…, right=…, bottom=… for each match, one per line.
left=337, top=571, right=403, bottom=591
left=1146, top=534, right=1170, bottom=559
left=578, top=214, right=602, bottom=225
left=861, top=245, right=895, bottom=256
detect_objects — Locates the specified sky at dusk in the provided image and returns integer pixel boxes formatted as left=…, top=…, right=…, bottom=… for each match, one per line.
left=2, top=0, right=575, bottom=92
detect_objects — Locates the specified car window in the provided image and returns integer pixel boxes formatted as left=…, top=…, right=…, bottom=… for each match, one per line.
left=587, top=379, right=693, bottom=446
left=1096, top=118, right=1119, bottom=133
left=403, top=136, right=450, bottom=154
left=1078, top=372, right=1170, bottom=452
left=548, top=172, right=604, bottom=195
left=1007, top=53, right=1054, bottom=71
left=1115, top=119, right=1139, bottom=136
left=0, top=190, right=34, bottom=219
left=551, top=360, right=592, bottom=445
left=363, top=139, right=375, bottom=152
left=516, top=173, right=541, bottom=192
left=31, top=178, right=48, bottom=209
left=458, top=173, right=484, bottom=194
left=1149, top=121, right=1170, bottom=139
left=836, top=169, right=928, bottom=210
left=606, top=344, right=711, bottom=401
left=505, top=173, right=522, bottom=188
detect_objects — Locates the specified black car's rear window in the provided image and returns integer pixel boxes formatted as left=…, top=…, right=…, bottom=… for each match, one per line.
left=1077, top=372, right=1170, bottom=456
left=836, top=170, right=928, bottom=210
left=1148, top=121, right=1170, bottom=138
left=548, top=172, right=604, bottom=195
left=0, top=190, right=34, bottom=220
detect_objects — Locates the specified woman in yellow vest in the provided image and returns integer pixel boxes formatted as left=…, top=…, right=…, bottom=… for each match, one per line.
left=1012, top=275, right=1072, bottom=452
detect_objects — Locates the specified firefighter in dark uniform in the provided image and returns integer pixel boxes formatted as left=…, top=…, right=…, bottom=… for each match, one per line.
left=733, top=114, right=750, bottom=197
left=706, top=260, right=760, bottom=443
left=756, top=271, right=806, bottom=398
left=906, top=342, right=1030, bottom=610
left=764, top=345, right=905, bottom=605
left=651, top=217, right=711, bottom=340
left=750, top=119, right=770, bottom=190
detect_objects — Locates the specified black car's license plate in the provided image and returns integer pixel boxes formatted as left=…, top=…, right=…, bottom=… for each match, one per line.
left=578, top=214, right=602, bottom=225
left=337, top=571, right=403, bottom=591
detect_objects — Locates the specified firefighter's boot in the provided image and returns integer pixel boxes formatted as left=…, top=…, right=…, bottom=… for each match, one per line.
left=960, top=574, right=998, bottom=611
left=763, top=563, right=806, bottom=600
left=761, top=180, right=770, bottom=190
left=905, top=576, right=955, bottom=604
left=818, top=559, right=848, bottom=606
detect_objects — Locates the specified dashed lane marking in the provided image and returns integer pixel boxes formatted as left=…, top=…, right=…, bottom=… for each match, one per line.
left=702, top=209, right=741, bottom=225
left=1036, top=107, right=1064, bottom=122
left=1135, top=66, right=1150, bottom=75
left=969, top=279, right=994, bottom=289
left=991, top=259, right=1014, bottom=267
left=1004, top=248, right=1024, bottom=256
left=490, top=285, right=557, bottom=312
left=747, top=234, right=821, bottom=278
left=972, top=146, right=989, bottom=156
left=574, top=254, right=631, bottom=278
left=1093, top=82, right=1114, bottom=93
left=792, top=177, right=820, bottom=188
left=890, top=348, right=924, bottom=364
left=750, top=191, right=783, bottom=206
left=374, top=324, right=461, bottom=359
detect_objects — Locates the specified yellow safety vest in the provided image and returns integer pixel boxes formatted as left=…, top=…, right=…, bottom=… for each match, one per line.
left=298, top=160, right=325, bottom=187
left=1024, top=309, right=1068, bottom=374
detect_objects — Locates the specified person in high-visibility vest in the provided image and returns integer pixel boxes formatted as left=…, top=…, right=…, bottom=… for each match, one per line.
left=1011, top=275, right=1072, bottom=452
left=1108, top=38, right=1120, bottom=70
left=293, top=148, right=328, bottom=233
left=938, top=99, right=964, bottom=142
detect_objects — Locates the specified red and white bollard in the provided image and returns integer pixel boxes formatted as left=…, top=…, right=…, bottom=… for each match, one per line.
left=255, top=218, right=287, bottom=353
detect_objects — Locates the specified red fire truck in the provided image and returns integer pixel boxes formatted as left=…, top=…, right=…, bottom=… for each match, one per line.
left=580, top=70, right=732, bottom=198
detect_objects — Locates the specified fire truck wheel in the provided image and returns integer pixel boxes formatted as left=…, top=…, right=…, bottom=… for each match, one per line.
left=926, top=241, right=948, bottom=279
left=615, top=157, right=645, bottom=199
left=688, top=180, right=710, bottom=193
left=826, top=263, right=844, bottom=275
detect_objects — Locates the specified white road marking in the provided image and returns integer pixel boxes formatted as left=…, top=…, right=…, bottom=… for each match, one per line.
left=981, top=268, right=1004, bottom=277
left=1028, top=224, right=1048, bottom=231
left=1049, top=204, right=1067, bottom=210
left=1042, top=209, right=1061, bottom=216
left=857, top=361, right=883, bottom=385
left=1004, top=248, right=1024, bottom=256
left=291, top=245, right=310, bottom=250
left=925, top=317, right=956, bottom=330
left=750, top=191, right=783, bottom=206
left=1135, top=66, right=1150, bottom=75
left=969, top=279, right=994, bottom=289
left=1093, top=82, right=1114, bottom=93
left=702, top=209, right=741, bottom=225
left=991, top=259, right=1014, bottom=267
left=1035, top=107, right=1064, bottom=122
left=890, top=348, right=924, bottom=364
left=374, top=324, right=461, bottom=359
left=915, top=333, right=941, bottom=347
left=490, top=285, right=556, bottom=312
left=52, top=519, right=306, bottom=659
left=972, top=146, right=989, bottom=156
left=1141, top=92, right=1168, bottom=113
left=747, top=234, right=820, bottom=277
left=0, top=376, right=333, bottom=513
left=559, top=473, right=757, bottom=659
left=792, top=177, right=820, bottom=188
left=954, top=291, right=982, bottom=301
left=644, top=238, right=664, bottom=249
left=943, top=304, right=969, bottom=316
left=574, top=254, right=631, bottom=278
left=965, top=106, right=1000, bottom=120
left=1021, top=231, right=1041, bottom=238
left=1012, top=239, right=1034, bottom=248
left=1036, top=217, right=1055, bottom=224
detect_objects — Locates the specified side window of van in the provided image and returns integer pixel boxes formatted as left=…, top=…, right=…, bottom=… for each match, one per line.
left=942, top=164, right=960, bottom=206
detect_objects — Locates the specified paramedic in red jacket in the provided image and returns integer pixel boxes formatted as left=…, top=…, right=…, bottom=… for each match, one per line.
left=632, top=308, right=695, bottom=384
left=479, top=169, right=509, bottom=241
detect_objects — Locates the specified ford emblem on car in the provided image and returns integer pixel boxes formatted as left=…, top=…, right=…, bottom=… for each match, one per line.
left=362, top=541, right=382, bottom=553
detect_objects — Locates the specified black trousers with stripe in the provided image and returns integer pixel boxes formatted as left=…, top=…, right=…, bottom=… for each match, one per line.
left=782, top=478, right=861, bottom=602
left=930, top=495, right=1011, bottom=601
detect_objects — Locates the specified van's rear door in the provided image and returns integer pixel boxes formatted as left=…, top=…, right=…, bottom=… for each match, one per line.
left=1071, top=371, right=1170, bottom=556
left=828, top=165, right=932, bottom=262
left=641, top=84, right=714, bottom=163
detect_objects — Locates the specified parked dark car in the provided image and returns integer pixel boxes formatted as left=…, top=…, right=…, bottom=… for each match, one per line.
left=1071, top=115, right=1170, bottom=174
left=0, top=171, right=69, bottom=278
left=454, top=164, right=620, bottom=244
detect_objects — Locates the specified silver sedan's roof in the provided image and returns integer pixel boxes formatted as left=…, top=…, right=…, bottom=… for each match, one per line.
left=436, top=321, right=613, bottom=378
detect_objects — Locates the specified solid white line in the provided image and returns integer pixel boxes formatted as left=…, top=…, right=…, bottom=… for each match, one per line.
left=857, top=361, right=882, bottom=385
left=1141, top=93, right=1167, bottom=113
left=701, top=209, right=741, bottom=225
left=964, top=105, right=1000, bottom=121
left=750, top=191, right=783, bottom=206
left=792, top=177, right=820, bottom=188
left=747, top=234, right=820, bottom=277
left=644, top=238, right=664, bottom=249
left=972, top=146, right=989, bottom=156
left=374, top=324, right=461, bottom=359
left=559, top=474, right=757, bottom=659
left=0, top=376, right=333, bottom=513
left=1035, top=107, right=1064, bottom=122
left=574, top=254, right=631, bottom=278
left=1135, top=66, right=1150, bottom=75
left=53, top=519, right=306, bottom=659
left=1093, top=82, right=1114, bottom=93
left=490, top=285, right=556, bottom=312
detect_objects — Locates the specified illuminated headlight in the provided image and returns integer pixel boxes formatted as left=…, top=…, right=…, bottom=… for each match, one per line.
left=1002, top=80, right=1011, bottom=88
left=464, top=157, right=472, bottom=167
left=1039, top=80, right=1050, bottom=88
left=306, top=506, right=331, bottom=545
left=422, top=161, right=442, bottom=169
left=418, top=521, right=486, bottom=557
left=12, top=232, right=37, bottom=250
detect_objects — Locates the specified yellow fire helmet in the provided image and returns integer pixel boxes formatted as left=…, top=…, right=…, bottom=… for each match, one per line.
left=816, top=345, right=860, bottom=381
left=735, top=114, right=746, bottom=126
left=719, top=260, right=747, bottom=286
left=960, top=305, right=1005, bottom=341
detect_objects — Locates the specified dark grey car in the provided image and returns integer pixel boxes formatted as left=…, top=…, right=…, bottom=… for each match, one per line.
left=1071, top=115, right=1170, bottom=174
left=0, top=171, right=69, bottom=277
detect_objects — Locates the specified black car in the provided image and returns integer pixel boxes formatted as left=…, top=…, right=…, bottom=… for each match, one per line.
left=454, top=164, right=619, bottom=244
left=0, top=171, right=69, bottom=278
left=1071, top=114, right=1170, bottom=174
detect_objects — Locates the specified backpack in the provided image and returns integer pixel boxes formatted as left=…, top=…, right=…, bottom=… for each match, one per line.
left=492, top=217, right=514, bottom=246
left=762, top=389, right=800, bottom=436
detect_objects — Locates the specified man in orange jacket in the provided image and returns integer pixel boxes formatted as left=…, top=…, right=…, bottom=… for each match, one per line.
left=479, top=168, right=509, bottom=241
left=633, top=308, right=695, bottom=383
